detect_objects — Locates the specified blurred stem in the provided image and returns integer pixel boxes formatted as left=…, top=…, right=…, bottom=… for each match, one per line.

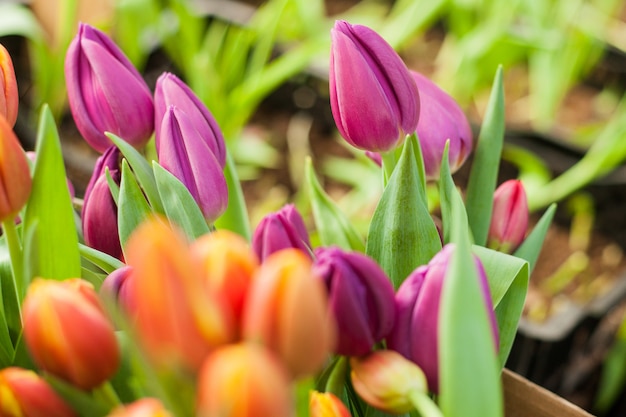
left=381, top=144, right=403, bottom=186
left=408, top=390, right=443, bottom=417
left=93, top=381, right=122, bottom=409
left=2, top=219, right=23, bottom=309
left=324, top=356, right=348, bottom=398
left=214, top=151, right=251, bottom=241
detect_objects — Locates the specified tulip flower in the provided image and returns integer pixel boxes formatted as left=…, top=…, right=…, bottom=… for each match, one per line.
left=242, top=249, right=336, bottom=378
left=65, top=23, right=153, bottom=152
left=0, top=367, right=77, bottom=417
left=309, top=392, right=351, bottom=417
left=197, top=343, right=293, bottom=417
left=387, top=244, right=498, bottom=393
left=252, top=204, right=312, bottom=261
left=488, top=179, right=529, bottom=254
left=191, top=230, right=259, bottom=331
left=0, top=115, right=31, bottom=223
left=411, top=71, right=473, bottom=180
left=107, top=398, right=172, bottom=417
left=22, top=278, right=120, bottom=390
left=350, top=350, right=428, bottom=414
left=82, top=145, right=123, bottom=260
left=312, top=246, right=395, bottom=356
left=329, top=20, right=419, bottom=152
left=156, top=105, right=228, bottom=223
left=0, top=44, right=18, bottom=127
left=124, top=217, right=234, bottom=371
left=154, top=72, right=226, bottom=168
left=100, top=265, right=134, bottom=310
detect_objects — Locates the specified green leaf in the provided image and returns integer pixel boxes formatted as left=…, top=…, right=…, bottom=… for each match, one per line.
left=513, top=203, right=556, bottom=272
left=439, top=190, right=503, bottom=417
left=117, top=160, right=153, bottom=253
left=22, top=105, right=81, bottom=283
left=305, top=158, right=365, bottom=252
left=438, top=140, right=455, bottom=244
left=153, top=162, right=210, bottom=239
left=79, top=244, right=125, bottom=276
left=0, top=240, right=15, bottom=365
left=366, top=135, right=441, bottom=288
left=294, top=377, right=314, bottom=417
left=45, top=375, right=112, bottom=417
left=465, top=66, right=505, bottom=246
left=595, top=322, right=626, bottom=414
left=214, top=151, right=252, bottom=241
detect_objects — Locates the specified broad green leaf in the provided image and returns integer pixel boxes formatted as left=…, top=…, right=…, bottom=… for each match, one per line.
left=305, top=158, right=365, bottom=252
left=23, top=105, right=81, bottom=284
left=214, top=151, right=252, bottom=240
left=439, top=188, right=502, bottom=417
left=153, top=162, right=210, bottom=239
left=514, top=203, right=556, bottom=272
left=465, top=66, right=505, bottom=246
left=366, top=135, right=441, bottom=288
left=117, top=160, right=153, bottom=252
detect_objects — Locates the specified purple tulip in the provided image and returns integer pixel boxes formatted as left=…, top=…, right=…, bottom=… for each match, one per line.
left=488, top=180, right=529, bottom=254
left=313, top=247, right=396, bottom=356
left=82, top=146, right=123, bottom=260
left=387, top=244, right=498, bottom=393
left=65, top=23, right=154, bottom=153
left=411, top=71, right=473, bottom=180
left=252, top=204, right=311, bottom=261
left=154, top=72, right=226, bottom=168
left=157, top=105, right=228, bottom=223
left=329, top=20, right=420, bottom=153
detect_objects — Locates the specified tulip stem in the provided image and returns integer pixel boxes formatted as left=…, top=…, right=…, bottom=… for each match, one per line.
left=93, top=381, right=122, bottom=409
left=408, top=390, right=443, bottom=417
left=2, top=218, right=24, bottom=307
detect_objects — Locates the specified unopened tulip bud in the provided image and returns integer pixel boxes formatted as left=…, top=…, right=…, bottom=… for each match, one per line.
left=387, top=244, right=498, bottom=392
left=22, top=279, right=120, bottom=390
left=488, top=180, right=529, bottom=253
left=252, top=204, right=312, bottom=261
left=100, top=265, right=134, bottom=310
left=310, top=391, right=351, bottom=417
left=65, top=23, right=154, bottom=152
left=0, top=115, right=31, bottom=223
left=330, top=20, right=419, bottom=152
left=107, top=398, right=173, bottom=417
left=313, top=247, right=395, bottom=356
left=82, top=145, right=123, bottom=260
left=243, top=249, right=336, bottom=378
left=0, top=44, right=19, bottom=127
left=157, top=106, right=227, bottom=223
left=350, top=350, right=428, bottom=414
left=154, top=72, right=226, bottom=168
left=411, top=71, right=472, bottom=180
left=125, top=217, right=234, bottom=371
left=197, top=343, right=293, bottom=417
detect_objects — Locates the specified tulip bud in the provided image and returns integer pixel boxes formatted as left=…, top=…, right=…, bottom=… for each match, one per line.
left=22, top=278, right=120, bottom=390
left=197, top=343, right=293, bottom=417
left=154, top=72, right=226, bottom=168
left=0, top=115, right=31, bottom=223
left=65, top=23, right=154, bottom=152
left=488, top=180, right=529, bottom=254
left=350, top=350, right=428, bottom=414
left=387, top=244, right=498, bottom=393
left=157, top=106, right=228, bottom=223
left=82, top=145, right=123, bottom=260
left=252, top=204, right=312, bottom=261
left=309, top=391, right=351, bottom=417
left=312, top=247, right=395, bottom=356
left=0, top=367, right=77, bottom=417
left=125, top=217, right=234, bottom=371
left=0, top=44, right=18, bottom=127
left=190, top=230, right=259, bottom=332
left=329, top=20, right=419, bottom=152
left=107, top=398, right=173, bottom=417
left=100, top=265, right=134, bottom=309
left=411, top=71, right=472, bottom=180
left=242, top=249, right=336, bottom=378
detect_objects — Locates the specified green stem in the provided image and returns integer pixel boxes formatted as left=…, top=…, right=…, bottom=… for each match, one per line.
left=214, top=151, right=251, bottom=241
left=93, top=381, right=122, bottom=409
left=2, top=219, right=24, bottom=308
left=325, top=356, right=348, bottom=397
left=408, top=390, right=443, bottom=417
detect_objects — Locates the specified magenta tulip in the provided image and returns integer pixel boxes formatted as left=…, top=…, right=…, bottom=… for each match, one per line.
left=252, top=204, right=312, bottom=261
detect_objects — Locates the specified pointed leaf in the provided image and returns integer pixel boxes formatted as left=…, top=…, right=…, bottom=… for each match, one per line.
left=78, top=244, right=125, bottom=275
left=117, top=160, right=153, bottom=252
left=514, top=203, right=556, bottom=273
left=0, top=240, right=15, bottom=365
left=438, top=141, right=454, bottom=244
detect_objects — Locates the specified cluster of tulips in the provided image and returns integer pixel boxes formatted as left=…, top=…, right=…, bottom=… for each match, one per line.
left=0, top=14, right=543, bottom=417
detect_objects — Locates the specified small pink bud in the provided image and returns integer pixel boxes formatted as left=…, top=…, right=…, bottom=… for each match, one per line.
left=488, top=180, right=529, bottom=254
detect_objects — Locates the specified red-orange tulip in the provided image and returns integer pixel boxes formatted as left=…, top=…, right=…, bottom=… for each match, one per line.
left=0, top=367, right=77, bottom=417
left=0, top=115, right=31, bottom=223
left=242, top=249, right=336, bottom=378
left=309, top=392, right=351, bottom=417
left=22, top=279, right=120, bottom=390
left=0, top=44, right=18, bottom=127
left=106, top=398, right=172, bottom=417
left=197, top=343, right=293, bottom=417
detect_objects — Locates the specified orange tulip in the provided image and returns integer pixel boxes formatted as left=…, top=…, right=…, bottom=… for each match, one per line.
left=0, top=367, right=77, bottom=417
left=0, top=44, right=18, bottom=127
left=310, top=392, right=351, bottom=417
left=124, top=217, right=234, bottom=371
left=22, top=279, right=120, bottom=390
left=106, top=398, right=172, bottom=417
left=0, top=115, right=31, bottom=223
left=242, top=249, right=336, bottom=378
left=196, top=343, right=293, bottom=417
left=191, top=230, right=259, bottom=332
